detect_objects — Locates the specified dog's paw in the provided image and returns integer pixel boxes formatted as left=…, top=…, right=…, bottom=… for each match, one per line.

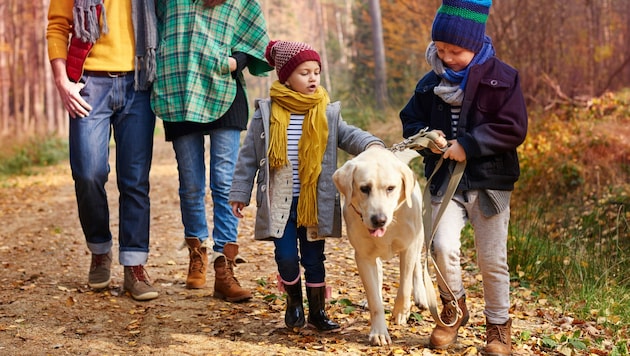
left=368, top=330, right=392, bottom=346
left=392, top=306, right=411, bottom=325
left=413, top=287, right=429, bottom=311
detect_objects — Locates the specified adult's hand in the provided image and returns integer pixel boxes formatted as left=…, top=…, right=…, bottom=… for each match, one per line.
left=50, top=58, right=93, bottom=119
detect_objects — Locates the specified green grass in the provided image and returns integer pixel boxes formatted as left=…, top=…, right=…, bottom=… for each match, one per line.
left=508, top=91, right=630, bottom=352
left=509, top=197, right=629, bottom=326
left=0, top=136, right=68, bottom=177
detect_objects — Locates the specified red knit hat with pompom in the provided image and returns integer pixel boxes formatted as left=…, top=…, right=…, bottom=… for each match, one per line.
left=264, top=40, right=321, bottom=83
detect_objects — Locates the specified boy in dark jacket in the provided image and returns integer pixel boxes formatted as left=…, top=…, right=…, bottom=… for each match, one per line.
left=399, top=0, right=527, bottom=354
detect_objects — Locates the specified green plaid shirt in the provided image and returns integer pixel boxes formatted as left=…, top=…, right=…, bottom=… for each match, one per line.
left=152, top=0, right=272, bottom=123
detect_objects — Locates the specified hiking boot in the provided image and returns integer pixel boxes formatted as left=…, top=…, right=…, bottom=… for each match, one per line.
left=88, top=250, right=112, bottom=289
left=482, top=318, right=512, bottom=356
left=124, top=265, right=158, bottom=301
left=429, top=295, right=469, bottom=349
left=213, top=243, right=252, bottom=302
left=185, top=238, right=207, bottom=289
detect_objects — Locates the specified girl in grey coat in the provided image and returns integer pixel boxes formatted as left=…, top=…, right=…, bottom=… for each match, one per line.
left=229, top=40, right=383, bottom=332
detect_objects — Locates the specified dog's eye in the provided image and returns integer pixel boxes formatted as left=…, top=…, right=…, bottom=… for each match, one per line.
left=360, top=185, right=371, bottom=194
left=386, top=186, right=396, bottom=193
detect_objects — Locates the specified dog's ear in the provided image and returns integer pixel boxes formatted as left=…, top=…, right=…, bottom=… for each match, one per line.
left=333, top=160, right=356, bottom=205
left=399, top=163, right=416, bottom=208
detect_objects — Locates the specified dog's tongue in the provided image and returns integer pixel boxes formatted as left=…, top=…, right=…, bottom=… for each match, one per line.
left=370, top=228, right=386, bottom=238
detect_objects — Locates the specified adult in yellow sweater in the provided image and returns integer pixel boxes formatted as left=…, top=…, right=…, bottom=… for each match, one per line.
left=47, top=0, right=159, bottom=301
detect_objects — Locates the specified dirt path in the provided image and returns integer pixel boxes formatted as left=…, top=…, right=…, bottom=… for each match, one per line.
left=0, top=133, right=582, bottom=355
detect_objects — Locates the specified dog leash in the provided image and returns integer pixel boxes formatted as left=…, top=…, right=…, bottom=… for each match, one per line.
left=390, top=129, right=466, bottom=328
left=389, top=128, right=446, bottom=153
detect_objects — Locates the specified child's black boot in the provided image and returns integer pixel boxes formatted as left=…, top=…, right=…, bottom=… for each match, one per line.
left=283, top=278, right=305, bottom=329
left=306, top=285, right=340, bottom=331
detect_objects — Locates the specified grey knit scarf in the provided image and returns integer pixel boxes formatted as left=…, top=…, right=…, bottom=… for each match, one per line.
left=73, top=0, right=157, bottom=91
left=425, top=43, right=464, bottom=106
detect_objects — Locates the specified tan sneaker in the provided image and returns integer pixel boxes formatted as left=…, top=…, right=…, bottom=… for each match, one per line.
left=124, top=265, right=158, bottom=301
left=88, top=250, right=112, bottom=289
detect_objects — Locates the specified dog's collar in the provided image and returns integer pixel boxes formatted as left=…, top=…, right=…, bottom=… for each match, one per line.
left=349, top=203, right=363, bottom=218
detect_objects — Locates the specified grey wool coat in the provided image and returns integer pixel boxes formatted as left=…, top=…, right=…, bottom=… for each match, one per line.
left=229, top=98, right=384, bottom=241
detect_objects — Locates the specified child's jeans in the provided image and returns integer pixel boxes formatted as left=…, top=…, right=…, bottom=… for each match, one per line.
left=274, top=197, right=326, bottom=284
left=431, top=190, right=511, bottom=325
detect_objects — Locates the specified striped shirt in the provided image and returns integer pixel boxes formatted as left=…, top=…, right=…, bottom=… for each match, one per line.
left=288, top=115, right=304, bottom=196
left=450, top=106, right=461, bottom=138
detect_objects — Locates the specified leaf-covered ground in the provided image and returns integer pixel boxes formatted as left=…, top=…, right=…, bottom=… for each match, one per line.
left=0, top=135, right=617, bottom=355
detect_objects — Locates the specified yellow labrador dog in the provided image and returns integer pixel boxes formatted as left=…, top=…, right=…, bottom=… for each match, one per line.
left=333, top=146, right=427, bottom=346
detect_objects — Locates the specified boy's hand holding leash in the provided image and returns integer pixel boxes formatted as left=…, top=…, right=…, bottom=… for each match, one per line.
left=443, top=140, right=466, bottom=162
left=393, top=128, right=466, bottom=162
left=391, top=128, right=449, bottom=155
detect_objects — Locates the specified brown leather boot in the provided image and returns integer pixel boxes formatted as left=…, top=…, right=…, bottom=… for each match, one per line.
left=429, top=295, right=470, bottom=349
left=213, top=242, right=252, bottom=302
left=482, top=318, right=512, bottom=356
left=185, top=238, right=207, bottom=289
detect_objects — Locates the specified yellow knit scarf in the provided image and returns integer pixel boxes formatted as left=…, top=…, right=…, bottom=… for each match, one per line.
left=268, top=81, right=329, bottom=228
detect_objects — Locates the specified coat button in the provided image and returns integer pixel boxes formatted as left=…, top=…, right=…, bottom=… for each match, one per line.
left=490, top=79, right=498, bottom=86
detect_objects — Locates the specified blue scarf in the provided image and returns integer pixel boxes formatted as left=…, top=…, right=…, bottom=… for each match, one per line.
left=426, top=36, right=495, bottom=105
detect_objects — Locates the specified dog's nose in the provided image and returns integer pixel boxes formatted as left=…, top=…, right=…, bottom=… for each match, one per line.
left=370, top=214, right=387, bottom=227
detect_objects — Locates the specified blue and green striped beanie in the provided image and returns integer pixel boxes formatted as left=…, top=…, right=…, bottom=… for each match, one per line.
left=431, top=0, right=491, bottom=53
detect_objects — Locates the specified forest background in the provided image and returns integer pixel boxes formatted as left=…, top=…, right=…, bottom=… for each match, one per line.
left=0, top=0, right=629, bottom=137
left=0, top=0, right=628, bottom=354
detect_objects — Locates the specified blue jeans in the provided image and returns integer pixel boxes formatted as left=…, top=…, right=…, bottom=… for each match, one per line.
left=171, top=128, right=240, bottom=253
left=69, top=73, right=155, bottom=266
left=274, top=197, right=326, bottom=284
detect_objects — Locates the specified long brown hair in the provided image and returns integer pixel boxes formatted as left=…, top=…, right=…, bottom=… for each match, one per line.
left=204, top=0, right=227, bottom=7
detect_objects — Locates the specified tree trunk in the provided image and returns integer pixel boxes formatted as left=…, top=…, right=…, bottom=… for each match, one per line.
left=11, top=1, right=21, bottom=135
left=367, top=0, right=387, bottom=108
left=0, top=1, right=10, bottom=136
left=316, top=0, right=332, bottom=93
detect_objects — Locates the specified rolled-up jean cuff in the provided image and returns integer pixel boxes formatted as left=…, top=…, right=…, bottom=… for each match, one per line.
left=119, top=251, right=149, bottom=266
left=87, top=240, right=113, bottom=255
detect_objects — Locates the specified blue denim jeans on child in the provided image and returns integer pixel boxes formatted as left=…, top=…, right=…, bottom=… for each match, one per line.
left=69, top=73, right=155, bottom=267
left=274, top=197, right=326, bottom=284
left=171, top=128, right=241, bottom=254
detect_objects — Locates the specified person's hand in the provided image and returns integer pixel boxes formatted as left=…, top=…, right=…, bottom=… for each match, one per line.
left=443, top=140, right=466, bottom=162
left=56, top=79, right=92, bottom=119
left=428, top=130, right=447, bottom=154
left=228, top=57, right=237, bottom=72
left=50, top=58, right=92, bottom=118
left=231, top=201, right=245, bottom=218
